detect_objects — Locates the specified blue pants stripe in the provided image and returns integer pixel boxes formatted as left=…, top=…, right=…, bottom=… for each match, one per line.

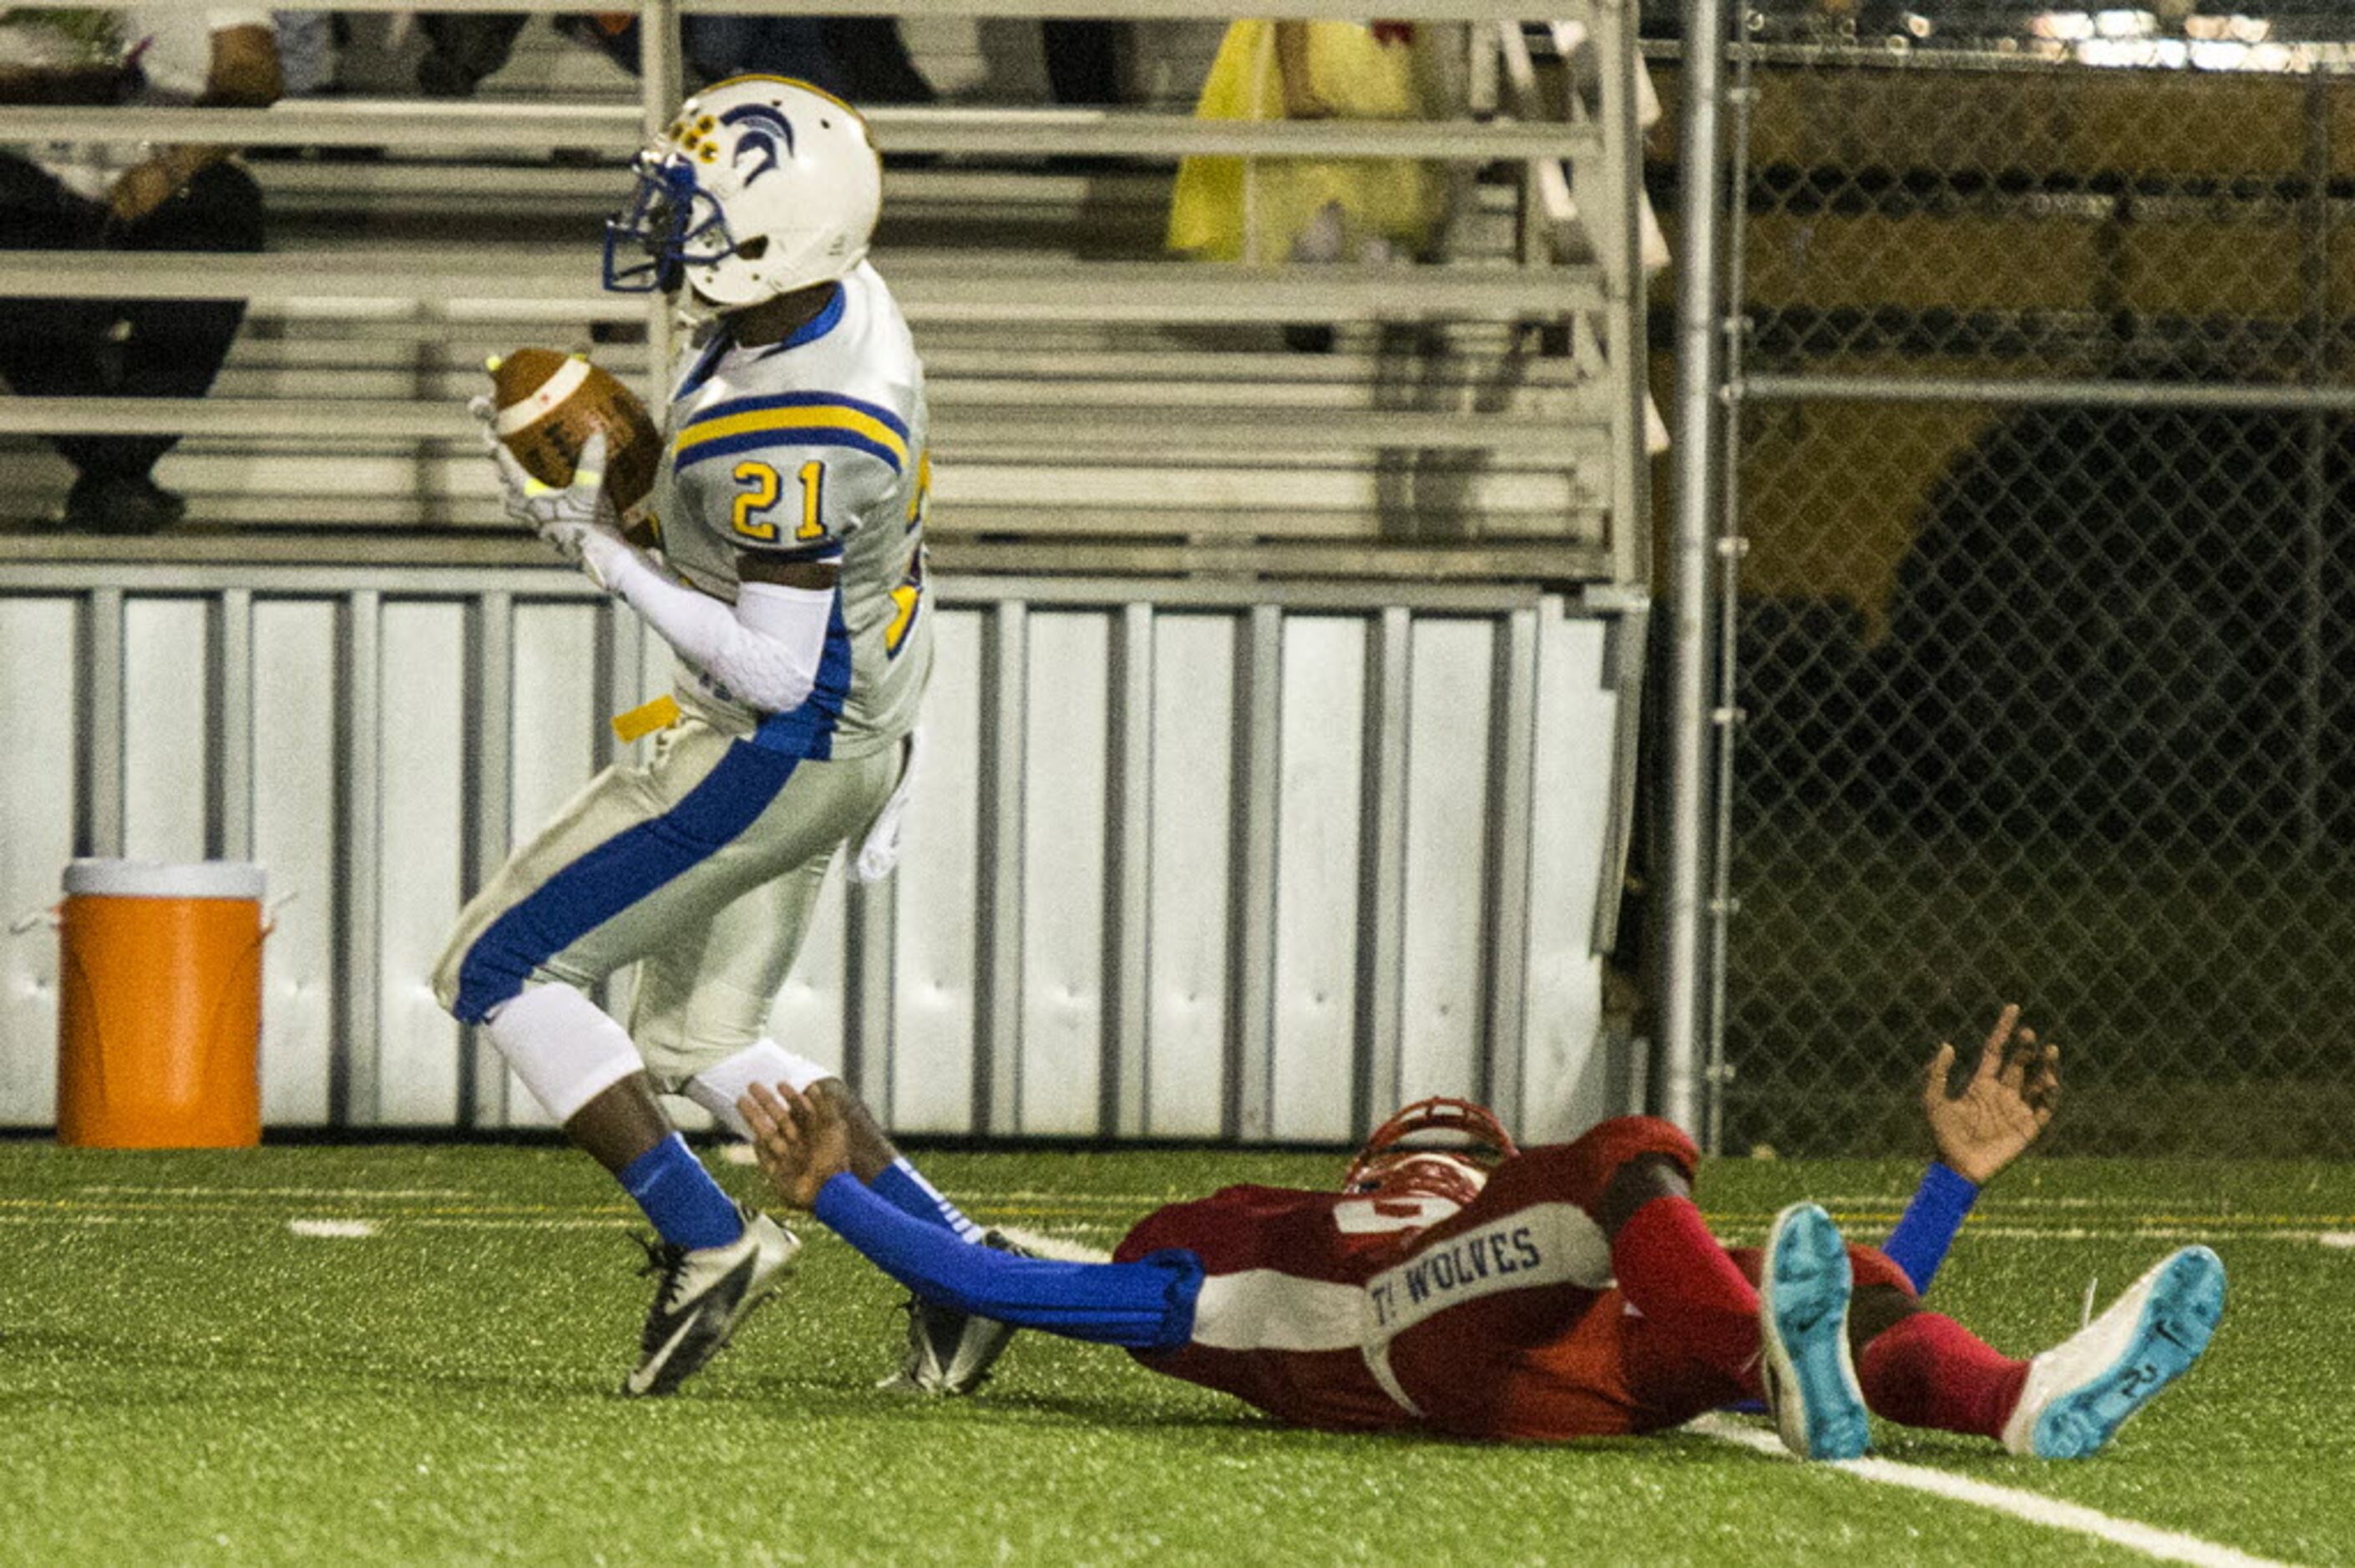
left=452, top=741, right=799, bottom=1023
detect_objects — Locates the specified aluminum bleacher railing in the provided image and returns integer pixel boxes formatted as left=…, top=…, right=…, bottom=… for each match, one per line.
left=0, top=102, right=1599, bottom=159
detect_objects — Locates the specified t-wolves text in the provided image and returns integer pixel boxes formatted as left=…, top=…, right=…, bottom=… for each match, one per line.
left=1370, top=1224, right=1543, bottom=1328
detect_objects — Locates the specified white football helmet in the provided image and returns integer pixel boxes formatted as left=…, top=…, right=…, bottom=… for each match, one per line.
left=604, top=75, right=883, bottom=310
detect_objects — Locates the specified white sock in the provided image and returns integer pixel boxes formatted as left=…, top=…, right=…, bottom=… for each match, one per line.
left=686, top=1039, right=836, bottom=1138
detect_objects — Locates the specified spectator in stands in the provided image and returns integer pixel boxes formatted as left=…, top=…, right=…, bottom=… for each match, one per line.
left=416, top=12, right=933, bottom=105
left=1167, top=19, right=1446, bottom=350
left=1039, top=17, right=1124, bottom=174
left=1042, top=19, right=1123, bottom=107
left=271, top=8, right=335, bottom=96
left=0, top=8, right=278, bottom=532
left=411, top=11, right=530, bottom=99
left=820, top=18, right=934, bottom=104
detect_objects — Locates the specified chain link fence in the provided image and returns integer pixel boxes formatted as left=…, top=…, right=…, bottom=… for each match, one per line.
left=1714, top=10, right=2355, bottom=1158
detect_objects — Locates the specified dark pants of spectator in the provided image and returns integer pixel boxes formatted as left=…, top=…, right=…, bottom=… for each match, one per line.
left=540, top=13, right=848, bottom=98
left=1041, top=20, right=1122, bottom=104
left=691, top=16, right=848, bottom=97
left=613, top=15, right=933, bottom=103
left=0, top=152, right=266, bottom=483
left=821, top=18, right=934, bottom=104
left=445, top=13, right=933, bottom=104
left=414, top=12, right=531, bottom=98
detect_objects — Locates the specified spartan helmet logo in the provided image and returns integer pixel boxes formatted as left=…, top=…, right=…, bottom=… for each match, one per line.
left=721, top=103, right=797, bottom=186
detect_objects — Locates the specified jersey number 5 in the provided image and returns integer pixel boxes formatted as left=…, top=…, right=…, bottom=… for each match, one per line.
left=731, top=459, right=828, bottom=544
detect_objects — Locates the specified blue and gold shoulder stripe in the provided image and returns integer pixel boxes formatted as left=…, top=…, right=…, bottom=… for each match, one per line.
left=674, top=392, right=910, bottom=473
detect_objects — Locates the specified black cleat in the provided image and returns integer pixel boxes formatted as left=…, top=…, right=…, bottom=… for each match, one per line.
left=877, top=1230, right=1032, bottom=1396
left=622, top=1204, right=798, bottom=1398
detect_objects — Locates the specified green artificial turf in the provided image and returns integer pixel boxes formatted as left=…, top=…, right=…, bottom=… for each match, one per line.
left=1, top=1143, right=2347, bottom=1565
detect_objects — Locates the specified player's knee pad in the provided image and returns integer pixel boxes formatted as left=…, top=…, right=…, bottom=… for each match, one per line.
left=684, top=1039, right=836, bottom=1138
left=484, top=982, right=643, bottom=1125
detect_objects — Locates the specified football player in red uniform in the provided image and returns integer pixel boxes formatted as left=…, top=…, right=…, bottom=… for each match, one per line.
left=741, top=1007, right=2226, bottom=1459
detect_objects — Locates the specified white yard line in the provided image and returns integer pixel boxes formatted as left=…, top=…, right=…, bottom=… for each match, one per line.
left=287, top=1218, right=380, bottom=1239
left=1689, top=1414, right=2299, bottom=1568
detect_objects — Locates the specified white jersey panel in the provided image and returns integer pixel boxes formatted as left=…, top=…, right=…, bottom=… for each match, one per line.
left=647, top=263, right=934, bottom=760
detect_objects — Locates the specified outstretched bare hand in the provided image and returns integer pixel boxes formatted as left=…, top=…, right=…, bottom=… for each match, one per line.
left=1922, top=1002, right=2061, bottom=1186
left=737, top=1080, right=853, bottom=1211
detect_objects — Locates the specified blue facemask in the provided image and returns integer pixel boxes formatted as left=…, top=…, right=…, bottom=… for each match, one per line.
left=602, top=152, right=739, bottom=295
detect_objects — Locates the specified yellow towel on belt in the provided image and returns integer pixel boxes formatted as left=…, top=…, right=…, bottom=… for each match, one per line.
left=610, top=693, right=681, bottom=744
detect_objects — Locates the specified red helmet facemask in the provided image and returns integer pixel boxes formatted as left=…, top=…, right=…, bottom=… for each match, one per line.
left=1342, top=1096, right=1521, bottom=1209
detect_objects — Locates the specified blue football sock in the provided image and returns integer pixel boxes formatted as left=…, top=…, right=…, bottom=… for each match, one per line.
left=869, top=1157, right=985, bottom=1242
left=619, top=1133, right=744, bottom=1252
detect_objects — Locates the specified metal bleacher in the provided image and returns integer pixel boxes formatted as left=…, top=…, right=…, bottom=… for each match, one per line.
left=0, top=0, right=1659, bottom=585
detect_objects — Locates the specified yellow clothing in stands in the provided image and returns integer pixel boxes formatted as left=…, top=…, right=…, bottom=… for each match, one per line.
left=1166, top=20, right=1444, bottom=264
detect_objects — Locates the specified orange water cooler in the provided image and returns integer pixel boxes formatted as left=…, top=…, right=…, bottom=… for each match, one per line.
left=55, top=859, right=267, bottom=1149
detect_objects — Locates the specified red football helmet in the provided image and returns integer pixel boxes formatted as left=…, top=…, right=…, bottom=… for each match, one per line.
left=1342, top=1096, right=1521, bottom=1208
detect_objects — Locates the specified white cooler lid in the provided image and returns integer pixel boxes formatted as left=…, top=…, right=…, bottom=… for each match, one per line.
left=63, top=859, right=266, bottom=901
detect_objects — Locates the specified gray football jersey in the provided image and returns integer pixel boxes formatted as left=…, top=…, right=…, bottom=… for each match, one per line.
left=646, top=261, right=932, bottom=761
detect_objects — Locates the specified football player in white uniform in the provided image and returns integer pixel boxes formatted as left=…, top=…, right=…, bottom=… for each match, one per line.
left=434, top=76, right=1000, bottom=1398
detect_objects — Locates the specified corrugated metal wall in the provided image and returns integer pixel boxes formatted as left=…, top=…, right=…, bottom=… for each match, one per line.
left=0, top=564, right=1641, bottom=1143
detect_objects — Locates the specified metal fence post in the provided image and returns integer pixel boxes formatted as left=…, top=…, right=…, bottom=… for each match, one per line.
left=639, top=0, right=684, bottom=410
left=1661, top=0, right=1735, bottom=1141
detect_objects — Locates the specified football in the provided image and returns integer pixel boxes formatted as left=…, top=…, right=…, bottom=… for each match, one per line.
left=484, top=347, right=662, bottom=517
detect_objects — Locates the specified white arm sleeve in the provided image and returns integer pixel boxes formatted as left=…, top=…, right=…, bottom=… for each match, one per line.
left=581, top=535, right=832, bottom=714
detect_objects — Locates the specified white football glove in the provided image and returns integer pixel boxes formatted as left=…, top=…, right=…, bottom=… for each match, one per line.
left=470, top=396, right=631, bottom=589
